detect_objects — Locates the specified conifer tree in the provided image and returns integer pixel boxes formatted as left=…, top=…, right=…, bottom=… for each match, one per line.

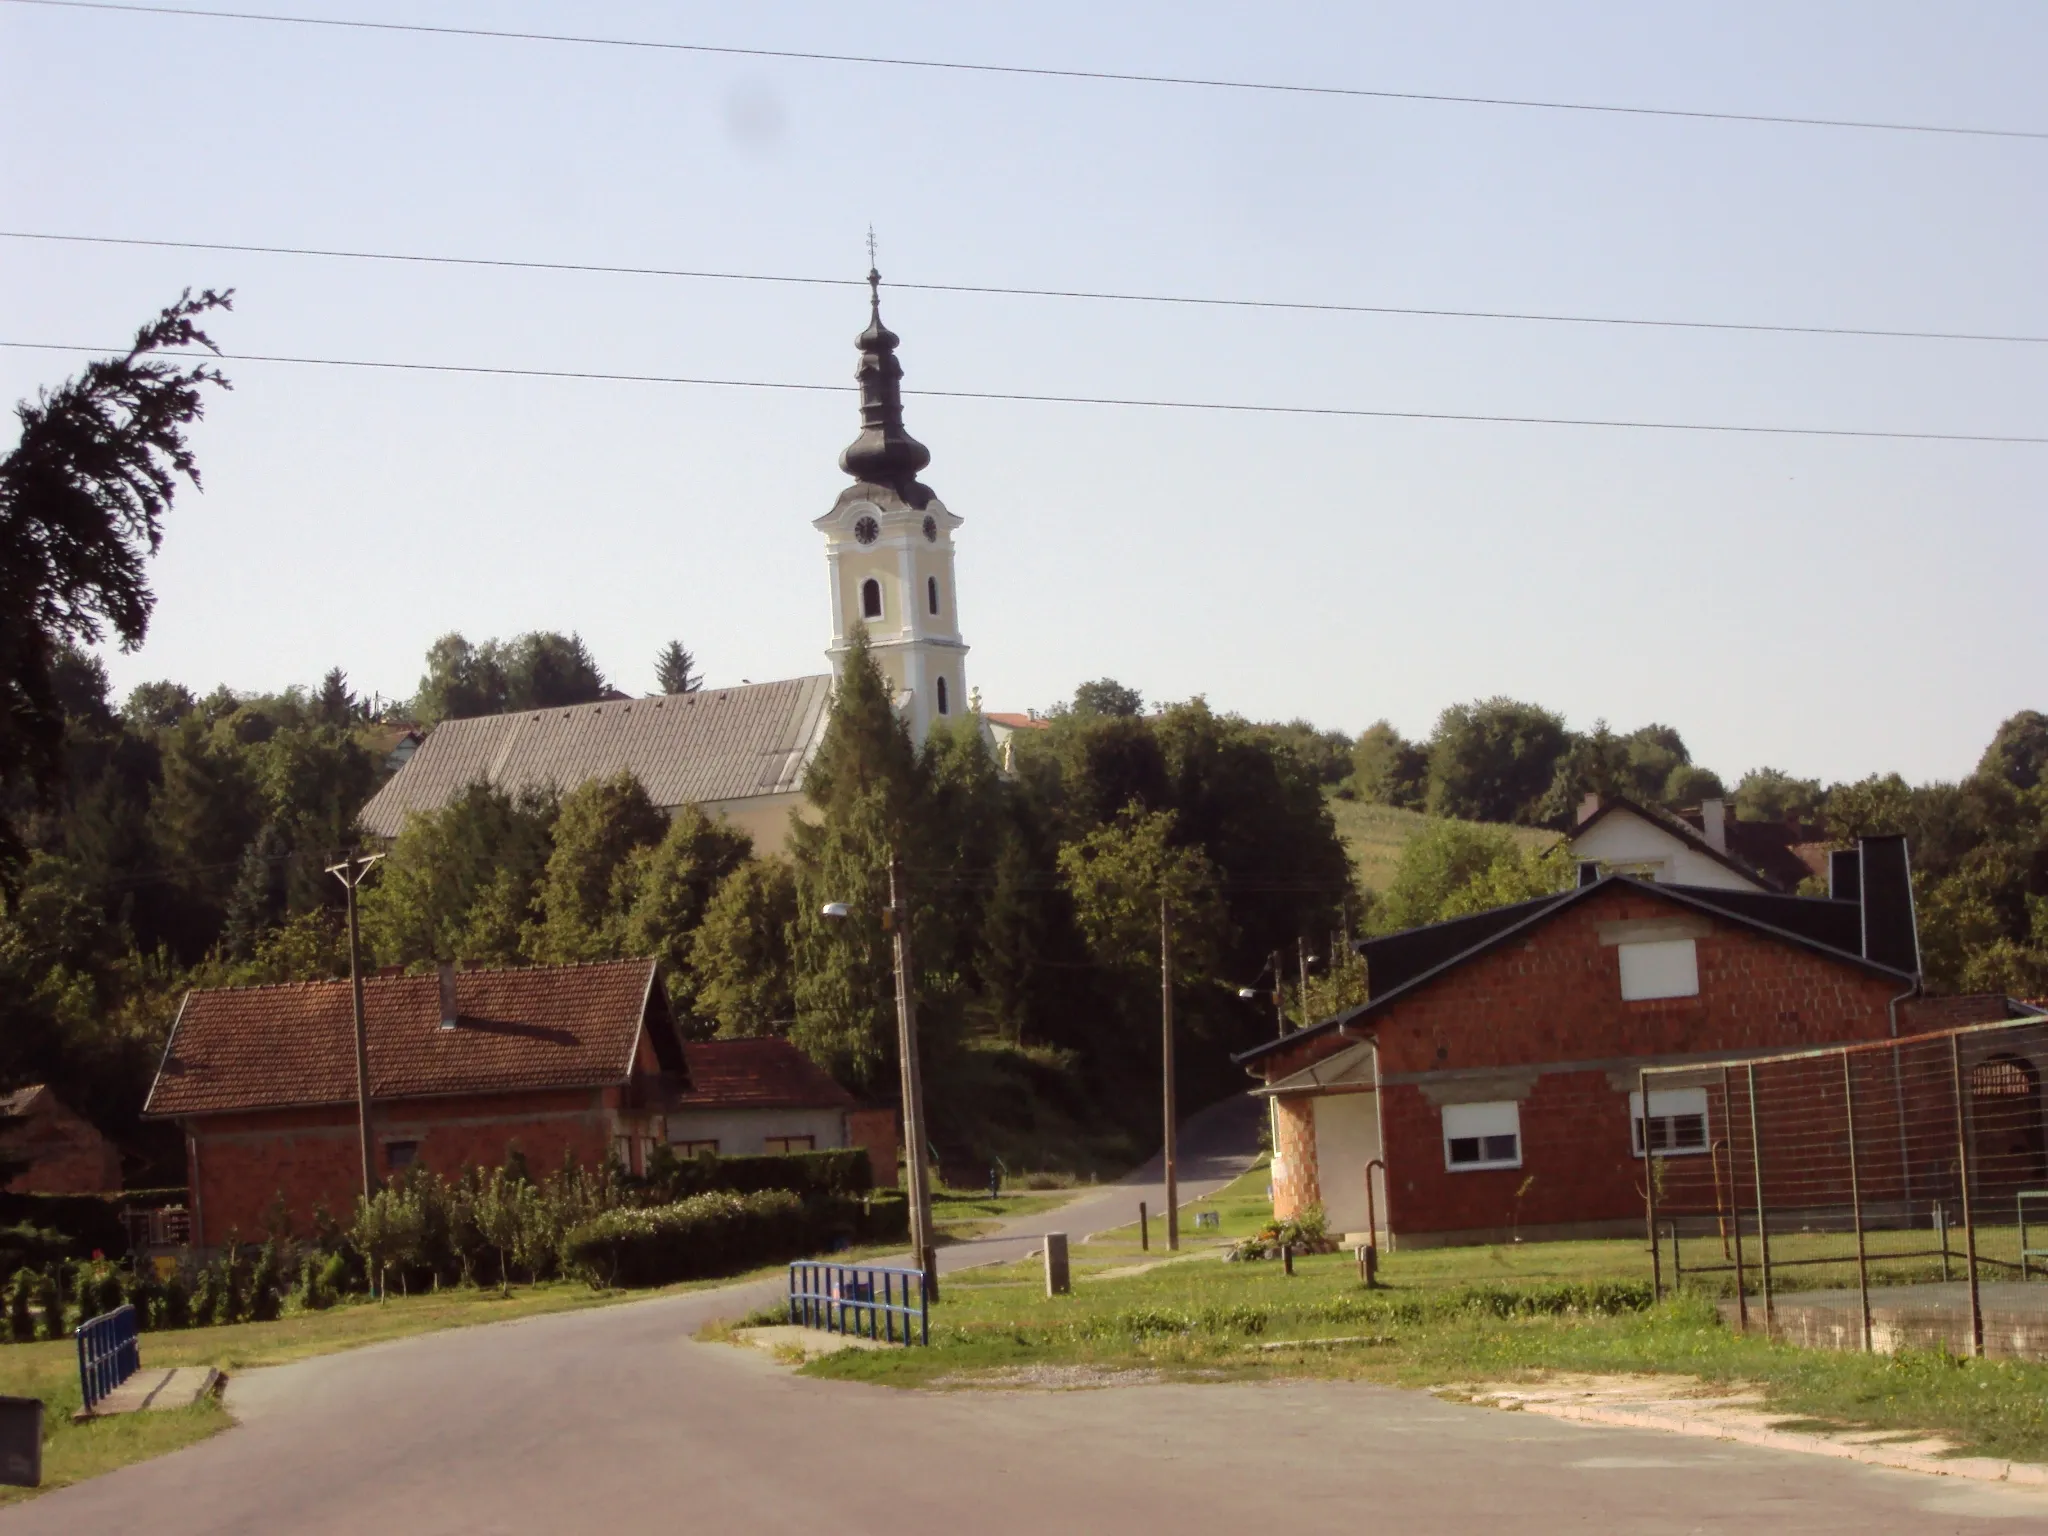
left=788, top=630, right=925, bottom=1088
left=528, top=772, right=666, bottom=963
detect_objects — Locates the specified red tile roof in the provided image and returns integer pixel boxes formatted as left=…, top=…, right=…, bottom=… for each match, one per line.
left=677, top=1038, right=858, bottom=1112
left=144, top=960, right=661, bottom=1118
left=983, top=712, right=1049, bottom=731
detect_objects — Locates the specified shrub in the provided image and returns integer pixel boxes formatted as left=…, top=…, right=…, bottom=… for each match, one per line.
left=0, top=1192, right=128, bottom=1261
left=6, top=1269, right=33, bottom=1342
left=94, top=1265, right=126, bottom=1318
left=0, top=1223, right=71, bottom=1279
left=221, top=1241, right=249, bottom=1324
left=249, top=1240, right=283, bottom=1322
left=651, top=1148, right=874, bottom=1202
left=190, top=1262, right=220, bottom=1326
left=563, top=1191, right=811, bottom=1288
left=129, top=1268, right=164, bottom=1330
left=33, top=1268, right=63, bottom=1340
left=318, top=1249, right=355, bottom=1301
left=161, top=1272, right=190, bottom=1329
left=352, top=1186, right=428, bottom=1298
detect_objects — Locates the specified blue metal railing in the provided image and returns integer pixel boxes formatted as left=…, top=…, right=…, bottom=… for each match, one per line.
left=788, top=1262, right=928, bottom=1346
left=78, top=1304, right=141, bottom=1413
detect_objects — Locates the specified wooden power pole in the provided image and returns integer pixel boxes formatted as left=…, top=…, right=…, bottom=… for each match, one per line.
left=889, top=854, right=938, bottom=1298
left=1161, top=895, right=1179, bottom=1252
left=326, top=850, right=384, bottom=1207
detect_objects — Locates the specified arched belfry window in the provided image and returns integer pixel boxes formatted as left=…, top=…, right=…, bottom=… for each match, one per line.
left=936, top=676, right=949, bottom=715
left=927, top=576, right=940, bottom=616
left=861, top=578, right=883, bottom=620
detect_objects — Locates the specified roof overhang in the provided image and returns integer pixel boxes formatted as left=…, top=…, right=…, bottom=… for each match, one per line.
left=1252, top=1038, right=1377, bottom=1097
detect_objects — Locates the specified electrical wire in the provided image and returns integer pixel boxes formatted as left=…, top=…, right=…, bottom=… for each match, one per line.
left=5, top=339, right=2043, bottom=445
left=8, top=230, right=2042, bottom=349
left=6, top=0, right=2042, bottom=143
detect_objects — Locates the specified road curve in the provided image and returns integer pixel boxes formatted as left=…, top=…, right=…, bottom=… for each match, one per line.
left=9, top=1095, right=2043, bottom=1533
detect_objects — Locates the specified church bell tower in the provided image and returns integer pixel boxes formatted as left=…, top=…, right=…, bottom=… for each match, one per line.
left=814, top=268, right=967, bottom=743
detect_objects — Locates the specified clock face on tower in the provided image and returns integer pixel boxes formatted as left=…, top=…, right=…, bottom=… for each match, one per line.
left=854, top=515, right=879, bottom=545
left=922, top=515, right=937, bottom=542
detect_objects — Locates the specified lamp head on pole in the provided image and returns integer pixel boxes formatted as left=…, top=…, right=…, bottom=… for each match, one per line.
left=820, top=902, right=852, bottom=920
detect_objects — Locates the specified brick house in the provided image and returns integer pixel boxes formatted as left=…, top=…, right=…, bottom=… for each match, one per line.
left=144, top=959, right=896, bottom=1247
left=1237, top=835, right=1930, bottom=1248
left=0, top=1085, right=122, bottom=1194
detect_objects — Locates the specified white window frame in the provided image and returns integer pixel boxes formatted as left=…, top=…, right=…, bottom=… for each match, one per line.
left=1441, top=1100, right=1522, bottom=1172
left=1630, top=1088, right=1710, bottom=1158
left=1618, top=938, right=1700, bottom=1001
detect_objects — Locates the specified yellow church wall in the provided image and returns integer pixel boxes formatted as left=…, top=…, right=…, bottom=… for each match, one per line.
left=697, top=790, right=814, bottom=858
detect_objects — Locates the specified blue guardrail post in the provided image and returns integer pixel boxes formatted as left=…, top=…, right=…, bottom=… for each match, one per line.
left=77, top=1304, right=140, bottom=1413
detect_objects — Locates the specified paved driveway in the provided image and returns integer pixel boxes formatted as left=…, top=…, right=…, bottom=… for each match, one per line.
left=11, top=1096, right=2047, bottom=1532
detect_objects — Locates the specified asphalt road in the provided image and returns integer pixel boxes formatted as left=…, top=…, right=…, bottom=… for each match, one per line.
left=12, top=1096, right=2048, bottom=1533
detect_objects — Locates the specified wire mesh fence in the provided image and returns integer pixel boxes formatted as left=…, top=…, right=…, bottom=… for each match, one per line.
left=1641, top=1015, right=2048, bottom=1356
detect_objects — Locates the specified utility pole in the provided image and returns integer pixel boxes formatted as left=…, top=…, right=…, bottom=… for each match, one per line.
left=888, top=855, right=938, bottom=1299
left=326, top=850, right=384, bottom=1207
left=1270, top=950, right=1286, bottom=1036
left=1298, top=938, right=1313, bottom=1029
left=1161, top=895, right=1179, bottom=1252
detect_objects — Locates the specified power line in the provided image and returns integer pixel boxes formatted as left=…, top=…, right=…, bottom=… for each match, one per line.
left=8, top=230, right=2044, bottom=349
left=4, top=338, right=2043, bottom=446
left=6, top=0, right=2042, bottom=144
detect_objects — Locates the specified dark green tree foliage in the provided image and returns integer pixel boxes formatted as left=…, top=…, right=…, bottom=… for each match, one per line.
left=361, top=782, right=559, bottom=968
left=1258, top=719, right=1354, bottom=787
left=1071, top=677, right=1144, bottom=717
left=688, top=857, right=798, bottom=1037
left=0, top=291, right=231, bottom=878
left=1426, top=698, right=1570, bottom=825
left=1348, top=720, right=1428, bottom=808
left=413, top=633, right=508, bottom=724
left=314, top=667, right=357, bottom=727
left=1734, top=767, right=1824, bottom=825
left=621, top=805, right=753, bottom=1011
left=413, top=630, right=611, bottom=725
left=654, top=641, right=702, bottom=696
left=529, top=773, right=668, bottom=963
left=1978, top=711, right=2048, bottom=793
left=788, top=629, right=923, bottom=1088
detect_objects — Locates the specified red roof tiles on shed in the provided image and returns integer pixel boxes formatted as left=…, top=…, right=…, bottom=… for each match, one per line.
left=677, top=1038, right=858, bottom=1112
left=145, top=960, right=661, bottom=1118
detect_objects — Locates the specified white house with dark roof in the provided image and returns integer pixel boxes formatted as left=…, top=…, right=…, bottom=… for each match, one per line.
left=360, top=270, right=974, bottom=856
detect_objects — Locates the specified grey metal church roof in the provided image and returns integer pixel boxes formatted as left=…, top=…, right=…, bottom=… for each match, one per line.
left=358, top=674, right=834, bottom=838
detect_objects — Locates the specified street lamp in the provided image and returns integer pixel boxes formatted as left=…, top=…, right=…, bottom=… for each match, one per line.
left=820, top=863, right=938, bottom=1298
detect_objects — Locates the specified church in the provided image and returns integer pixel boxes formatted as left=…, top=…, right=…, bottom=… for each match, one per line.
left=360, top=272, right=971, bottom=855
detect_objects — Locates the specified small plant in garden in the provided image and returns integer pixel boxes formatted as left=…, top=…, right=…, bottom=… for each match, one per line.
left=33, top=1268, right=63, bottom=1340
left=161, top=1271, right=191, bottom=1329
left=6, top=1269, right=33, bottom=1342
left=353, top=1185, right=427, bottom=1298
left=250, top=1239, right=284, bottom=1322
left=190, top=1261, right=221, bottom=1325
left=221, top=1238, right=249, bottom=1324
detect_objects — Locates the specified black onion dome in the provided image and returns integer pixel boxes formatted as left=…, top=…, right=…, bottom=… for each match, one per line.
left=838, top=268, right=932, bottom=489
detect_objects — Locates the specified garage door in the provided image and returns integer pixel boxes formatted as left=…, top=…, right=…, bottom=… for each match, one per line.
left=1312, top=1092, right=1383, bottom=1238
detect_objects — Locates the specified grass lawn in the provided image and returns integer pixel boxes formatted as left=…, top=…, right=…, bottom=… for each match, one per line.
left=1328, top=798, right=1556, bottom=893
left=804, top=1160, right=2048, bottom=1464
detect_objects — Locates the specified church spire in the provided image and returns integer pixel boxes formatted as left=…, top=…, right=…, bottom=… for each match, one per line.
left=838, top=267, right=932, bottom=491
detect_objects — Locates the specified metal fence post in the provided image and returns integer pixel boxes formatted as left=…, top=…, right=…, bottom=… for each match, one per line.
left=1747, top=1062, right=1773, bottom=1334
left=1950, top=1033, right=1985, bottom=1356
left=1724, top=1066, right=1748, bottom=1333
left=1641, top=1066, right=1661, bottom=1301
left=1843, top=1050, right=1872, bottom=1352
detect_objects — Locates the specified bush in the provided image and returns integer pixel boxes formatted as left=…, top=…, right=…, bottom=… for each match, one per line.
left=298, top=1253, right=335, bottom=1311
left=161, top=1272, right=190, bottom=1329
left=191, top=1263, right=220, bottom=1326
left=33, top=1269, right=63, bottom=1340
left=650, top=1148, right=873, bottom=1202
left=563, top=1190, right=908, bottom=1288
left=0, top=1193, right=128, bottom=1261
left=250, top=1240, right=283, bottom=1322
left=318, top=1250, right=354, bottom=1301
left=6, top=1269, right=33, bottom=1342
left=0, top=1223, right=71, bottom=1279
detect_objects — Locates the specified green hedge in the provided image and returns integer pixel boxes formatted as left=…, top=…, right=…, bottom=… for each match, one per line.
left=653, top=1146, right=873, bottom=1200
left=563, top=1190, right=908, bottom=1288
left=0, top=1193, right=130, bottom=1259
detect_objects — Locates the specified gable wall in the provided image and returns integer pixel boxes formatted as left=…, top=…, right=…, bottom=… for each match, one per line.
left=1259, top=885, right=1907, bottom=1243
left=1569, top=814, right=1759, bottom=890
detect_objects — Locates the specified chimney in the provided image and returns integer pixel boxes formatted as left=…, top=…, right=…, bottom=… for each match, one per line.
left=437, top=960, right=459, bottom=1030
left=1829, top=848, right=1861, bottom=904
left=1577, top=791, right=1601, bottom=826
left=1699, top=798, right=1728, bottom=853
left=1856, top=835, right=1920, bottom=977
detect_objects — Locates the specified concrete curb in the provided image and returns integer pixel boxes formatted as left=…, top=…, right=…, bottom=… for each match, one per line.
left=1506, top=1398, right=2048, bottom=1486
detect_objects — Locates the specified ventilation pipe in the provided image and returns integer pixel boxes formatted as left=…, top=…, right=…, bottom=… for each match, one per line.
left=438, top=960, right=459, bottom=1030
left=1699, top=798, right=1728, bottom=853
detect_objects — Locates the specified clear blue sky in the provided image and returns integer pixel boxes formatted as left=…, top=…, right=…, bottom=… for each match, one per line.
left=3, top=0, right=2043, bottom=787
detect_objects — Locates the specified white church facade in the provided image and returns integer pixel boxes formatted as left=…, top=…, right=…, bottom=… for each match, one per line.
left=359, top=271, right=970, bottom=856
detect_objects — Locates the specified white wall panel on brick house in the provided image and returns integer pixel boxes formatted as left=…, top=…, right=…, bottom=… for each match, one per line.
left=1618, top=938, right=1700, bottom=1001
left=1311, top=1093, right=1383, bottom=1237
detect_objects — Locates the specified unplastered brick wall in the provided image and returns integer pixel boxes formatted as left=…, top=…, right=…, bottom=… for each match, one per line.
left=186, top=1089, right=614, bottom=1245
left=1271, top=1096, right=1320, bottom=1219
left=1256, top=885, right=1909, bottom=1240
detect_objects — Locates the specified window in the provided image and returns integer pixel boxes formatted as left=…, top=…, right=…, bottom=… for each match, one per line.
left=1618, top=938, right=1699, bottom=1000
left=936, top=676, right=949, bottom=715
left=384, top=1139, right=420, bottom=1171
left=861, top=578, right=883, bottom=619
left=927, top=575, right=940, bottom=615
left=1630, top=1088, right=1710, bottom=1157
left=674, top=1139, right=720, bottom=1157
left=1442, top=1101, right=1521, bottom=1171
left=764, top=1135, right=816, bottom=1154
